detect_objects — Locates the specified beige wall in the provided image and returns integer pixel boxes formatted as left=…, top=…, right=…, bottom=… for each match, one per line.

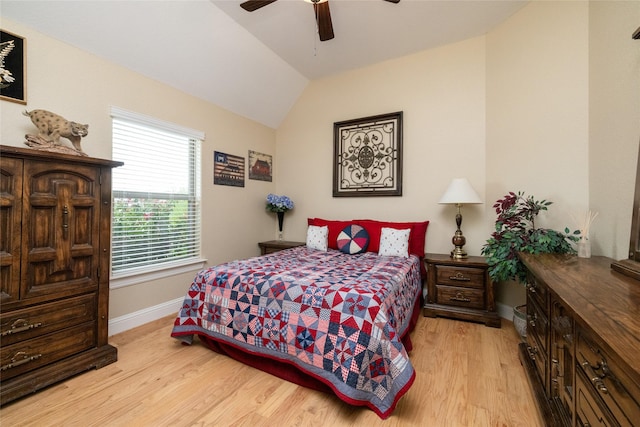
left=0, top=19, right=278, bottom=319
left=2, top=1, right=638, bottom=324
left=486, top=1, right=591, bottom=306
left=589, top=1, right=640, bottom=260
left=277, top=36, right=488, bottom=257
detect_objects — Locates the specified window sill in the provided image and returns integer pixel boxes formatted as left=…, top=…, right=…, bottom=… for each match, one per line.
left=110, top=258, right=207, bottom=289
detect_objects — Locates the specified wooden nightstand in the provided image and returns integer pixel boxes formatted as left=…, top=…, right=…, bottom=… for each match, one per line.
left=423, top=253, right=500, bottom=328
left=258, top=240, right=306, bottom=255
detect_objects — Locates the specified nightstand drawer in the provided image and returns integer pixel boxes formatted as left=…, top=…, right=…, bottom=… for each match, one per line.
left=258, top=240, right=305, bottom=255
left=435, top=285, right=485, bottom=309
left=435, top=265, right=485, bottom=289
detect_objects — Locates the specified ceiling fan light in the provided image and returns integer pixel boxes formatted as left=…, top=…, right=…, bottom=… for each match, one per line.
left=303, top=0, right=328, bottom=4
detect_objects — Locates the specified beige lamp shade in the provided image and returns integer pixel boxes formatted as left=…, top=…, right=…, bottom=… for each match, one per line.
left=439, top=178, right=482, bottom=205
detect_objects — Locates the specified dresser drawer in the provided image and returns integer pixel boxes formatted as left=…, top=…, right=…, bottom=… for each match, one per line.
left=576, top=368, right=617, bottom=427
left=576, top=331, right=640, bottom=427
left=525, top=296, right=548, bottom=390
left=435, top=285, right=484, bottom=309
left=525, top=272, right=548, bottom=312
left=0, top=294, right=96, bottom=346
left=1, top=322, right=96, bottom=381
left=527, top=296, right=548, bottom=354
left=435, top=265, right=485, bottom=289
left=525, top=335, right=548, bottom=392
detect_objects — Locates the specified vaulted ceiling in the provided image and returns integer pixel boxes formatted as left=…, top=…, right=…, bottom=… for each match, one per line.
left=1, top=0, right=528, bottom=128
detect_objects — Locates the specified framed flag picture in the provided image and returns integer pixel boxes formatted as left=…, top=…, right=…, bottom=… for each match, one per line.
left=214, top=151, right=245, bottom=187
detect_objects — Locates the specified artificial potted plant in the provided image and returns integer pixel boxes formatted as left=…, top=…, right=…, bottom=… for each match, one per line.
left=481, top=191, right=580, bottom=337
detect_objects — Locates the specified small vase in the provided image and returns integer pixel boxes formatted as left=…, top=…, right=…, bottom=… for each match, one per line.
left=277, top=211, right=284, bottom=240
left=577, top=237, right=591, bottom=258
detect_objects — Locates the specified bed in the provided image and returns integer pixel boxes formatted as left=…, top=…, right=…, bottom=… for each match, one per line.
left=171, top=218, right=429, bottom=419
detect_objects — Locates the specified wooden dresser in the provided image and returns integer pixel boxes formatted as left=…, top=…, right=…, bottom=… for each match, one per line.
left=0, top=145, right=123, bottom=405
left=518, top=253, right=640, bottom=426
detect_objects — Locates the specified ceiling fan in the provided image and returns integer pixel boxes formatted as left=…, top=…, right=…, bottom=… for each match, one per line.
left=239, top=0, right=400, bottom=42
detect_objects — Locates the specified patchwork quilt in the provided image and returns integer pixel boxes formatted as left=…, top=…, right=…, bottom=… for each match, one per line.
left=171, top=246, right=422, bottom=418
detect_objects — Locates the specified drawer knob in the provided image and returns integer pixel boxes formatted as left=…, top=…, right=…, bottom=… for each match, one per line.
left=450, top=292, right=471, bottom=303
left=1, top=351, right=42, bottom=371
left=449, top=272, right=470, bottom=282
left=527, top=312, right=538, bottom=327
left=1, top=318, right=43, bottom=337
left=527, top=345, right=538, bottom=361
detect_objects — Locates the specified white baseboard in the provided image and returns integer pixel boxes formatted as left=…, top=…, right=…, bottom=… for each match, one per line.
left=496, top=301, right=515, bottom=322
left=108, top=297, right=183, bottom=336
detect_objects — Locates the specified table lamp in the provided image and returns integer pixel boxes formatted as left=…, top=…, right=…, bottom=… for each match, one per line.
left=439, top=178, right=482, bottom=259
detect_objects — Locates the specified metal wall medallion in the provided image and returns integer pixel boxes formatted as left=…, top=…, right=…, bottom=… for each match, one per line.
left=333, top=111, right=403, bottom=197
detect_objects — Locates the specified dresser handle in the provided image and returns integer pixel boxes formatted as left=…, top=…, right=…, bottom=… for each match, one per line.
left=450, top=292, right=471, bottom=303
left=1, top=351, right=42, bottom=371
left=527, top=312, right=538, bottom=327
left=582, top=360, right=609, bottom=395
left=1, top=319, right=43, bottom=337
left=62, top=205, right=69, bottom=238
left=527, top=345, right=538, bottom=361
left=449, top=272, right=470, bottom=282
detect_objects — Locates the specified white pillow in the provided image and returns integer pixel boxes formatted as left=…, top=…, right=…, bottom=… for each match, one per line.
left=306, top=225, right=329, bottom=251
left=378, top=227, right=410, bottom=257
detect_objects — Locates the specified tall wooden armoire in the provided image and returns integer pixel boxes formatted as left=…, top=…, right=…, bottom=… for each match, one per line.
left=0, top=145, right=123, bottom=405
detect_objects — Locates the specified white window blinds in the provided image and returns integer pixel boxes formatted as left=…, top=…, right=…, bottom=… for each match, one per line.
left=110, top=107, right=202, bottom=277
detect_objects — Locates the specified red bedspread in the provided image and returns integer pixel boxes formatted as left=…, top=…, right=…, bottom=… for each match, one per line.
left=171, top=246, right=422, bottom=418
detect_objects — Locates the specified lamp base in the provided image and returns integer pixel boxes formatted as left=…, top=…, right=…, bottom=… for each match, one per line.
left=450, top=247, right=468, bottom=259
left=450, top=229, right=468, bottom=259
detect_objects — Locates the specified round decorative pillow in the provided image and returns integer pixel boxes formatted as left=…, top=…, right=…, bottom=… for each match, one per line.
left=337, top=224, right=370, bottom=255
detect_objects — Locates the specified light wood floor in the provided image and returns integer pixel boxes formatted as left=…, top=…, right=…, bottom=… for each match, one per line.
left=0, top=315, right=542, bottom=427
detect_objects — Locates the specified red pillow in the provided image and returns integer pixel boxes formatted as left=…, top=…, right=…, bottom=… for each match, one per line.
left=408, top=220, right=429, bottom=257
left=308, top=218, right=429, bottom=257
left=307, top=218, right=352, bottom=250
left=354, top=219, right=429, bottom=257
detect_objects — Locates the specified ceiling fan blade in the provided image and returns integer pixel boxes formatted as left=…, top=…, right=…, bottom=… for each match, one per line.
left=240, top=0, right=278, bottom=12
left=314, top=1, right=334, bottom=42
left=383, top=0, right=400, bottom=3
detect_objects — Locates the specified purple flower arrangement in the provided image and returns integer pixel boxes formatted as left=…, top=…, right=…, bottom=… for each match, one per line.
left=265, top=194, right=294, bottom=213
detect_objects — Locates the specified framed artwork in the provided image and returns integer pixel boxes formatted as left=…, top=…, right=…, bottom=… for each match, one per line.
left=248, top=150, right=272, bottom=182
left=214, top=151, right=245, bottom=187
left=0, top=29, right=26, bottom=104
left=333, top=111, right=403, bottom=197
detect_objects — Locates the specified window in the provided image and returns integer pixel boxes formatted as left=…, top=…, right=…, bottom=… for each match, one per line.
left=110, top=107, right=203, bottom=285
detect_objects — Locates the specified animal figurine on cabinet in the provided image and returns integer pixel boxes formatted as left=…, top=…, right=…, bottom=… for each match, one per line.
left=23, top=109, right=89, bottom=156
